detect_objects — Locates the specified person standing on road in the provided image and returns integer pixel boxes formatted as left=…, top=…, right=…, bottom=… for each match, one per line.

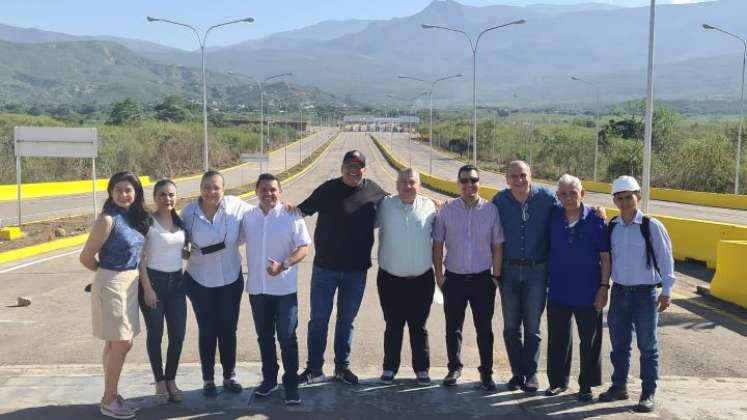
left=181, top=170, right=250, bottom=397
left=598, top=175, right=676, bottom=413
left=492, top=160, right=557, bottom=393
left=242, top=173, right=311, bottom=405
left=544, top=174, right=610, bottom=401
left=137, top=179, right=188, bottom=405
left=80, top=171, right=149, bottom=419
left=433, top=164, right=504, bottom=391
left=297, top=150, right=388, bottom=385
left=376, top=168, right=437, bottom=386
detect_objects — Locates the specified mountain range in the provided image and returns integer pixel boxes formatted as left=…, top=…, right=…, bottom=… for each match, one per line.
left=0, top=0, right=745, bottom=110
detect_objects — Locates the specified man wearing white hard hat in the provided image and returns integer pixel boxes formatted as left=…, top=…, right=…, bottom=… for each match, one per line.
left=598, top=175, right=675, bottom=414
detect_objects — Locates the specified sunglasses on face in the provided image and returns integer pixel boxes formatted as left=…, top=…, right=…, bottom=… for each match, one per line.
left=459, top=177, right=480, bottom=184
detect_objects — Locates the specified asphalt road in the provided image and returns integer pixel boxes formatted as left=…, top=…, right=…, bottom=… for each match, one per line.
left=380, top=132, right=747, bottom=225
left=1, top=132, right=746, bottom=419
left=0, top=128, right=336, bottom=226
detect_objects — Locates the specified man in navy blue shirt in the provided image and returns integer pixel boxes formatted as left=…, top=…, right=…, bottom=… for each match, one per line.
left=545, top=174, right=610, bottom=401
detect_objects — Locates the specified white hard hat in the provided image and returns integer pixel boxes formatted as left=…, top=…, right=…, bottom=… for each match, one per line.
left=612, top=175, right=641, bottom=195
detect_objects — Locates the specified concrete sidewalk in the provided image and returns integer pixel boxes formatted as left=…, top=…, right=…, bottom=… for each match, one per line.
left=1, top=364, right=746, bottom=419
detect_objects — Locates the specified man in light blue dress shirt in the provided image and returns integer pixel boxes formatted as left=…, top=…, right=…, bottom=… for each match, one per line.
left=598, top=175, right=676, bottom=414
left=376, top=168, right=437, bottom=386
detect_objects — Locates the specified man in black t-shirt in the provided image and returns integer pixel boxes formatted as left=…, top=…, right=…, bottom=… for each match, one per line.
left=297, top=150, right=388, bottom=385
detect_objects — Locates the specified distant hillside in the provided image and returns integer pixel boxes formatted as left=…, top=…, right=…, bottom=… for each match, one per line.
left=0, top=40, right=351, bottom=108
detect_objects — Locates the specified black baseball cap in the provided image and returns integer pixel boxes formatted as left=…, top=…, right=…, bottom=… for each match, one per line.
left=342, top=150, right=366, bottom=167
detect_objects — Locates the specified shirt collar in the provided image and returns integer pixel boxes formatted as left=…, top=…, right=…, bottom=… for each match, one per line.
left=505, top=185, right=537, bottom=204
left=458, top=196, right=485, bottom=209
left=614, top=208, right=643, bottom=225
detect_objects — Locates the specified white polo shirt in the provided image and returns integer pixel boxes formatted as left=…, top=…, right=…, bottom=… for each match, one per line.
left=181, top=195, right=251, bottom=288
left=242, top=203, right=311, bottom=296
left=376, top=194, right=436, bottom=277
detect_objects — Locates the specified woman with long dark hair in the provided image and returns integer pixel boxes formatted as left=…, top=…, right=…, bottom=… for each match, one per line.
left=181, top=170, right=251, bottom=397
left=138, top=179, right=188, bottom=404
left=80, top=171, right=149, bottom=419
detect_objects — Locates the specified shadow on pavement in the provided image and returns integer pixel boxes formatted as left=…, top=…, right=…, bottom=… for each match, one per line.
left=670, top=296, right=747, bottom=338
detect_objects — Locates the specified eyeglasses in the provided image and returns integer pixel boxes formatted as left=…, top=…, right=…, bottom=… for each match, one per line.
left=459, top=177, right=480, bottom=184
left=521, top=202, right=530, bottom=222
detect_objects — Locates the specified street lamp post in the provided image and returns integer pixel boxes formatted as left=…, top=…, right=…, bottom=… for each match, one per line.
left=398, top=74, right=463, bottom=174
left=703, top=23, right=746, bottom=194
left=147, top=16, right=254, bottom=171
left=641, top=0, right=657, bottom=212
left=571, top=76, right=601, bottom=181
left=229, top=72, right=292, bottom=172
left=421, top=20, right=525, bottom=166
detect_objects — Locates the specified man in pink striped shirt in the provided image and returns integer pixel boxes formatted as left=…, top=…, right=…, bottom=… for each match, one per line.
left=432, top=164, right=504, bottom=391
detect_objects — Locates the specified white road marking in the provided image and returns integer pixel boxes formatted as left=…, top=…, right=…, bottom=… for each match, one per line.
left=0, top=249, right=81, bottom=274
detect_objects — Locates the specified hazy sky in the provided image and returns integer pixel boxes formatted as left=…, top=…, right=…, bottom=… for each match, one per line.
left=0, top=0, right=713, bottom=50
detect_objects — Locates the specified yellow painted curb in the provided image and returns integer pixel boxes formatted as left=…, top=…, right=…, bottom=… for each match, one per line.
left=709, top=240, right=747, bottom=309
left=0, top=227, right=24, bottom=240
left=0, top=177, right=151, bottom=202
left=0, top=233, right=88, bottom=265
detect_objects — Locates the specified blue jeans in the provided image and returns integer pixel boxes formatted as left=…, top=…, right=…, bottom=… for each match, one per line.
left=607, top=284, right=659, bottom=393
left=500, top=262, right=547, bottom=381
left=249, top=293, right=299, bottom=388
left=306, top=265, right=367, bottom=372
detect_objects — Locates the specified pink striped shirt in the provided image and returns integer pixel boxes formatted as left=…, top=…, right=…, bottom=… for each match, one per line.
left=432, top=197, right=504, bottom=274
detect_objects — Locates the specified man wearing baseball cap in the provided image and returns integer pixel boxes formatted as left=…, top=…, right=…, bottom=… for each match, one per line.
left=598, top=175, right=676, bottom=413
left=296, top=149, right=388, bottom=386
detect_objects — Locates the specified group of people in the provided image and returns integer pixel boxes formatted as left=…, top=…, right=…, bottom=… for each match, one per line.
left=80, top=148, right=675, bottom=419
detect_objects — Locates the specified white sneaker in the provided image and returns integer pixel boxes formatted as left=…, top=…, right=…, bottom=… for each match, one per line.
left=117, top=395, right=139, bottom=412
left=100, top=399, right=135, bottom=419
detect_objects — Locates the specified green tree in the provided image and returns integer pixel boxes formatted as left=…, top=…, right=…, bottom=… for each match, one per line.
left=154, top=96, right=193, bottom=122
left=108, top=98, right=143, bottom=125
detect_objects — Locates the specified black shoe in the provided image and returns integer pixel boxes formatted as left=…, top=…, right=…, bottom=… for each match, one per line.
left=415, top=371, right=431, bottom=386
left=577, top=386, right=593, bottom=402
left=636, top=391, right=656, bottom=413
left=480, top=374, right=497, bottom=391
left=443, top=370, right=461, bottom=386
left=222, top=378, right=243, bottom=394
left=522, top=376, right=539, bottom=393
left=254, top=381, right=279, bottom=397
left=283, top=387, right=302, bottom=405
left=507, top=376, right=525, bottom=391
left=380, top=370, right=395, bottom=385
left=202, top=381, right=218, bottom=397
left=298, top=368, right=326, bottom=384
left=545, top=386, right=568, bottom=396
left=334, top=368, right=359, bottom=385
left=598, top=385, right=629, bottom=402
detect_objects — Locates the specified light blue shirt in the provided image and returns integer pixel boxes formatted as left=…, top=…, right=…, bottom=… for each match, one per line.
left=610, top=209, right=676, bottom=296
left=376, top=194, right=436, bottom=277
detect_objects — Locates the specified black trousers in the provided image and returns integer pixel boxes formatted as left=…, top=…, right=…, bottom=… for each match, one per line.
left=377, top=268, right=435, bottom=374
left=546, top=303, right=603, bottom=389
left=443, top=270, right=497, bottom=375
left=138, top=268, right=187, bottom=382
left=185, top=271, right=244, bottom=381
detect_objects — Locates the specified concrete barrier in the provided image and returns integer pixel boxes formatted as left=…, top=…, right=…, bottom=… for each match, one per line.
left=0, top=176, right=151, bottom=202
left=709, top=240, right=747, bottom=308
left=582, top=181, right=747, bottom=211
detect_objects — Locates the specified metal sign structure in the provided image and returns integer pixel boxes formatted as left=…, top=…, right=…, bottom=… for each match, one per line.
left=14, top=127, right=98, bottom=227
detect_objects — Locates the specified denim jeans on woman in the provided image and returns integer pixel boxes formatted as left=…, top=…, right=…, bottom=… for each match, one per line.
left=138, top=268, right=187, bottom=382
left=306, top=265, right=367, bottom=373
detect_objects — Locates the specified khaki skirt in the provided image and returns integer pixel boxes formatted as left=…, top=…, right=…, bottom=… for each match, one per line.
left=91, top=268, right=141, bottom=341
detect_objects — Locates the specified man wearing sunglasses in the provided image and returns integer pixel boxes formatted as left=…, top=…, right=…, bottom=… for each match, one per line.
left=433, top=164, right=504, bottom=391
left=297, top=150, right=388, bottom=386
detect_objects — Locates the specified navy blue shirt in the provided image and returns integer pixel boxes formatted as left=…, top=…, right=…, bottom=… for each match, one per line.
left=548, top=204, right=610, bottom=306
left=98, top=206, right=145, bottom=271
left=492, top=185, right=558, bottom=262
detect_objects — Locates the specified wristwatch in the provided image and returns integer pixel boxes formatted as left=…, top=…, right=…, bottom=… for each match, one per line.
left=281, top=259, right=290, bottom=270
left=491, top=274, right=501, bottom=281
left=599, top=284, right=611, bottom=289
